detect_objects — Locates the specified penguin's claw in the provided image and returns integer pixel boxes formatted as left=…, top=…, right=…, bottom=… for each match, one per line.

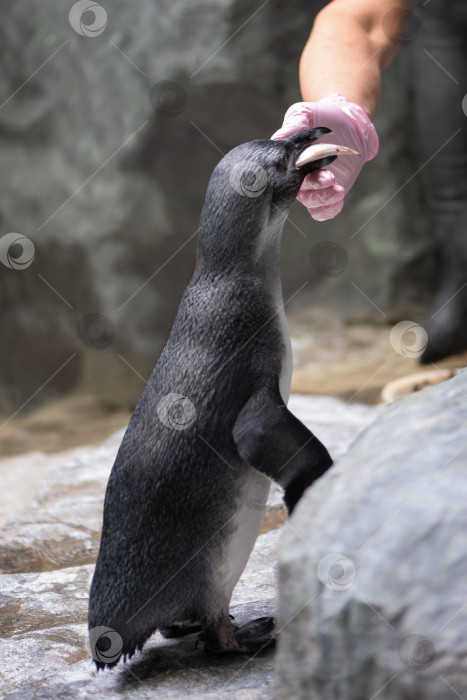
left=203, top=616, right=276, bottom=655
left=233, top=616, right=276, bottom=653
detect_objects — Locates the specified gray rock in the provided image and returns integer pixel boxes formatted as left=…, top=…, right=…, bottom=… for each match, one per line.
left=275, top=369, right=467, bottom=700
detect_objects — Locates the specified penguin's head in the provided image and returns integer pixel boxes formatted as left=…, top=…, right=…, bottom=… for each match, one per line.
left=197, top=128, right=359, bottom=268
left=208, top=127, right=358, bottom=212
left=227, top=127, right=343, bottom=207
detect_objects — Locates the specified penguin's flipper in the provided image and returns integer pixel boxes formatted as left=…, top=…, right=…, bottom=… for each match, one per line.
left=233, top=390, right=333, bottom=513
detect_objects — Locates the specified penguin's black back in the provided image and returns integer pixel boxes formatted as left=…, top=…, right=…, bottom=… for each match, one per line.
left=89, top=268, right=284, bottom=662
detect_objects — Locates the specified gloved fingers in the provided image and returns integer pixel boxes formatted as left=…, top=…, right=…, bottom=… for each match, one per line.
left=271, top=121, right=309, bottom=140
left=306, top=199, right=345, bottom=222
left=297, top=182, right=345, bottom=209
left=318, top=94, right=379, bottom=160
left=271, top=102, right=315, bottom=140
left=271, top=95, right=379, bottom=220
left=271, top=125, right=295, bottom=140
left=300, top=169, right=335, bottom=190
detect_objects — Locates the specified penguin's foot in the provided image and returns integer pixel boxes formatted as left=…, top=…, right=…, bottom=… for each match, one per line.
left=160, top=621, right=202, bottom=638
left=233, top=616, right=276, bottom=653
left=203, top=616, right=276, bottom=655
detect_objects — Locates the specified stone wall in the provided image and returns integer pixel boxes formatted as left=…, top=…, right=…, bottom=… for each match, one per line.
left=0, top=0, right=431, bottom=413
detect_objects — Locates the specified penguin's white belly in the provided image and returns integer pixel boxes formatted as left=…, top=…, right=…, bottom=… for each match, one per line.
left=277, top=304, right=292, bottom=405
left=216, top=284, right=290, bottom=602
left=218, top=469, right=271, bottom=602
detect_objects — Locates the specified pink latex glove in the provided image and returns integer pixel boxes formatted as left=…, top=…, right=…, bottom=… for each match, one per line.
left=271, top=94, right=379, bottom=221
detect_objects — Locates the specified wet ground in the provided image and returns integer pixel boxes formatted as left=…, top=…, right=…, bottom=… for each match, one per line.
left=289, top=307, right=467, bottom=402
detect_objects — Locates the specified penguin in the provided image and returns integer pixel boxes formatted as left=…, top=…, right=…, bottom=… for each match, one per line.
left=88, top=128, right=359, bottom=668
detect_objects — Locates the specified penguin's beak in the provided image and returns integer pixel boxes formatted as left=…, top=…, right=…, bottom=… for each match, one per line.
left=295, top=143, right=360, bottom=169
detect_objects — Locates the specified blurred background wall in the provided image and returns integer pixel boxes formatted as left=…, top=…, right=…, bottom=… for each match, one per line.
left=0, top=0, right=434, bottom=419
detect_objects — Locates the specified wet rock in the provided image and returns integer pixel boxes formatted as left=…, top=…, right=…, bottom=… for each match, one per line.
left=0, top=394, right=133, bottom=459
left=0, top=533, right=278, bottom=698
left=275, top=370, right=467, bottom=700
left=0, top=431, right=124, bottom=574
left=0, top=448, right=85, bottom=526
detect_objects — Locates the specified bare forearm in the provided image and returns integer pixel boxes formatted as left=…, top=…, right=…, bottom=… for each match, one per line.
left=299, top=0, right=416, bottom=119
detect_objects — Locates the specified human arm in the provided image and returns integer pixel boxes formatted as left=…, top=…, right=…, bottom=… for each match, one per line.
left=273, top=0, right=416, bottom=220
left=300, top=0, right=416, bottom=119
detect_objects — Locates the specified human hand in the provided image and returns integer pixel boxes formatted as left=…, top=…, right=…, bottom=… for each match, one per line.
left=272, top=94, right=379, bottom=221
